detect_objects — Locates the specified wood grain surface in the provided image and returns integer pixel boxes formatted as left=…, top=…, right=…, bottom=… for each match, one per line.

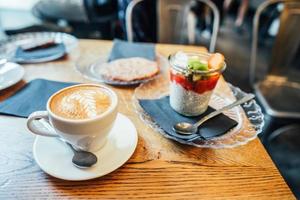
left=0, top=40, right=294, bottom=199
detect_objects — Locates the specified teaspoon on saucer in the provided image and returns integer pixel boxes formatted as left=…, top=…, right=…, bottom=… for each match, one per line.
left=173, top=94, right=255, bottom=136
left=65, top=142, right=98, bottom=168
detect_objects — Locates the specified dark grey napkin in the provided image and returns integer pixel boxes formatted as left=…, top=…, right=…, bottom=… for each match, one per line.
left=139, top=96, right=238, bottom=140
left=14, top=43, right=66, bottom=63
left=108, top=39, right=155, bottom=61
left=0, top=79, right=75, bottom=118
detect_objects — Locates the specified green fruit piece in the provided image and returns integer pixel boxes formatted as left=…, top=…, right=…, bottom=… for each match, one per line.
left=188, top=59, right=208, bottom=71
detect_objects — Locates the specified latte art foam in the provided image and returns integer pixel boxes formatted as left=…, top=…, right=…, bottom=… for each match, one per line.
left=50, top=86, right=111, bottom=120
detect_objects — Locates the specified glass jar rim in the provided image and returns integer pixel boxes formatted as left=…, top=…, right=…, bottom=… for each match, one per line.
left=168, top=51, right=226, bottom=75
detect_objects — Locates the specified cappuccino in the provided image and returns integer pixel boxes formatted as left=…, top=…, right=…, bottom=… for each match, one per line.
left=50, top=85, right=111, bottom=120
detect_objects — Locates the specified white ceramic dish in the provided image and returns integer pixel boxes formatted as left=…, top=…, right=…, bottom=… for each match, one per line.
left=0, top=62, right=24, bottom=90
left=0, top=32, right=78, bottom=63
left=33, top=113, right=138, bottom=181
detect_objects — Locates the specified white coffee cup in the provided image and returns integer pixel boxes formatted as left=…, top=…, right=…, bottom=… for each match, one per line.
left=27, top=84, right=118, bottom=152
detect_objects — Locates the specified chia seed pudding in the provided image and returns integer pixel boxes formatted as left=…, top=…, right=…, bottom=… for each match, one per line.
left=169, top=51, right=226, bottom=116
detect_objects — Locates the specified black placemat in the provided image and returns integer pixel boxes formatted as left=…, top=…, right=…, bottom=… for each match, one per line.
left=108, top=39, right=155, bottom=61
left=139, top=96, right=238, bottom=140
left=0, top=79, right=76, bottom=118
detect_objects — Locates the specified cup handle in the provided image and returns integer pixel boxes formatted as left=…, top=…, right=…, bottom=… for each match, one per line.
left=27, top=111, right=59, bottom=137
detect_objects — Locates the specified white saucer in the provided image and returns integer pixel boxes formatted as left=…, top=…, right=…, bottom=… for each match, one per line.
left=0, top=62, right=24, bottom=90
left=33, top=113, right=138, bottom=181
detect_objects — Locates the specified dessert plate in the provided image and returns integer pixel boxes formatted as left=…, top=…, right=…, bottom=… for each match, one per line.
left=75, top=53, right=167, bottom=86
left=0, top=32, right=78, bottom=63
left=33, top=113, right=138, bottom=181
left=133, top=74, right=264, bottom=149
left=0, top=62, right=24, bottom=90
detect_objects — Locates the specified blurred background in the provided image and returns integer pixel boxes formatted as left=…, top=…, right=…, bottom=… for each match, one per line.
left=0, top=0, right=299, bottom=197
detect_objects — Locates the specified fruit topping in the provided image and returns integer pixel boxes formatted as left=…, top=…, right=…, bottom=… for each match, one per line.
left=208, top=53, right=224, bottom=69
left=188, top=59, right=208, bottom=71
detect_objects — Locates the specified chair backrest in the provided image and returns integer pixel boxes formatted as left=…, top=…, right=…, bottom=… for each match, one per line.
left=126, top=0, right=220, bottom=52
left=157, top=0, right=193, bottom=44
left=269, top=2, right=300, bottom=77
left=249, top=0, right=300, bottom=85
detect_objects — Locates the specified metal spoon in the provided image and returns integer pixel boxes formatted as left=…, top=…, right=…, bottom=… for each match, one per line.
left=38, top=118, right=98, bottom=169
left=173, top=94, right=255, bottom=135
left=65, top=142, right=98, bottom=168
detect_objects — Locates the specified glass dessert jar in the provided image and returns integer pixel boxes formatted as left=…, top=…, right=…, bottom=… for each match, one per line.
left=169, top=51, right=226, bottom=116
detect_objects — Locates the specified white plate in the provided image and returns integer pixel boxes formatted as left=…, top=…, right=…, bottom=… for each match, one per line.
left=33, top=113, right=138, bottom=181
left=0, top=32, right=78, bottom=63
left=0, top=62, right=24, bottom=90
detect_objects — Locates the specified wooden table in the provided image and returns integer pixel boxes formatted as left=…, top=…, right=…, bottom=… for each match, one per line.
left=0, top=40, right=294, bottom=199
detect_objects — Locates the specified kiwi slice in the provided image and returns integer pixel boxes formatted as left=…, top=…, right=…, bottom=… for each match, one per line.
left=188, top=59, right=208, bottom=71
